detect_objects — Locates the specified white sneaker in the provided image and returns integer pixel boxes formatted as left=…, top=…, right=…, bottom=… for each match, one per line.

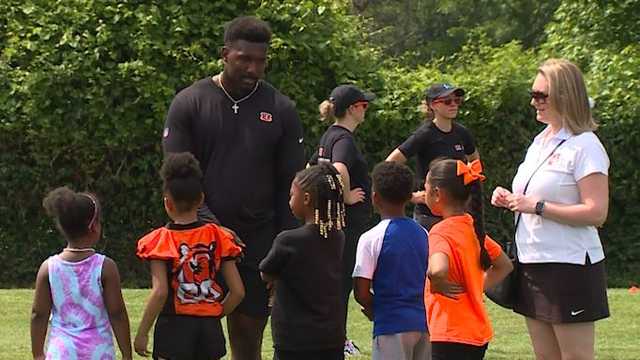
left=344, top=339, right=361, bottom=357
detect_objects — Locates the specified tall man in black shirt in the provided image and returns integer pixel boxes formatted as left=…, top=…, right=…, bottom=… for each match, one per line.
left=162, top=16, right=305, bottom=360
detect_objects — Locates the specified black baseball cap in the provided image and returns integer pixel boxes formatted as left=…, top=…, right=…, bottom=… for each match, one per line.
left=329, top=85, right=376, bottom=114
left=425, top=83, right=465, bottom=101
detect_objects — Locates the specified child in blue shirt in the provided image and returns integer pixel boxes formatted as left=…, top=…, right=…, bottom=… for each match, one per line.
left=353, top=161, right=430, bottom=360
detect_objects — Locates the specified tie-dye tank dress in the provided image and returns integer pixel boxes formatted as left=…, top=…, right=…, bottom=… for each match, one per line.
left=47, top=253, right=115, bottom=359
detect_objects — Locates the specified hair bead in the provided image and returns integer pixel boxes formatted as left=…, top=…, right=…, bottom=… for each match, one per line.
left=295, top=164, right=346, bottom=238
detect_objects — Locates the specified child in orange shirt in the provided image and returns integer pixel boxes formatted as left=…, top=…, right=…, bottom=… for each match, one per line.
left=134, top=152, right=245, bottom=360
left=424, top=159, right=513, bottom=360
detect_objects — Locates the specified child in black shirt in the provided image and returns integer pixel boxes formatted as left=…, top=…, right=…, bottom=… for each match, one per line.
left=260, top=163, right=346, bottom=360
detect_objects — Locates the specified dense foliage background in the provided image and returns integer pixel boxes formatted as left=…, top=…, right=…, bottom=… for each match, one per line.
left=1, top=0, right=638, bottom=286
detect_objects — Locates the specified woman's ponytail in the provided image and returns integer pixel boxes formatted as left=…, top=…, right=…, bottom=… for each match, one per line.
left=419, top=99, right=435, bottom=122
left=319, top=100, right=335, bottom=122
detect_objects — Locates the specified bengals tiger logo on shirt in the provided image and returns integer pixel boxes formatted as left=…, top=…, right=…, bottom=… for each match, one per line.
left=136, top=223, right=242, bottom=317
left=175, top=242, right=223, bottom=304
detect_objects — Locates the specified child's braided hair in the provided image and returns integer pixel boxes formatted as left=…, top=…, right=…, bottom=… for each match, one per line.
left=295, top=163, right=346, bottom=238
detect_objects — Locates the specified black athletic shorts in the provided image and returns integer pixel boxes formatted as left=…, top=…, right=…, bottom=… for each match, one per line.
left=153, top=315, right=226, bottom=360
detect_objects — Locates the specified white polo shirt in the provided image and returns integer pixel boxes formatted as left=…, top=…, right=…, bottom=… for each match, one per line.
left=511, top=126, right=609, bottom=265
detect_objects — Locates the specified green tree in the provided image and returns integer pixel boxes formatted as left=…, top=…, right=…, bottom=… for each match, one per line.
left=544, top=0, right=640, bottom=69
left=359, top=0, right=560, bottom=65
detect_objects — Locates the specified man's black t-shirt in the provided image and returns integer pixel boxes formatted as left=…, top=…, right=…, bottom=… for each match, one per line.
left=398, top=121, right=476, bottom=216
left=162, top=77, right=305, bottom=267
left=259, top=224, right=346, bottom=351
left=309, top=125, right=372, bottom=219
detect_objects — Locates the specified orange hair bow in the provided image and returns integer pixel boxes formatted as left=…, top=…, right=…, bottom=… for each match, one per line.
left=456, top=159, right=486, bottom=185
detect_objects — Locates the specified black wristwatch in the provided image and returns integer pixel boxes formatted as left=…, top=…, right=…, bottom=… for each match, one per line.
left=535, top=200, right=545, bottom=216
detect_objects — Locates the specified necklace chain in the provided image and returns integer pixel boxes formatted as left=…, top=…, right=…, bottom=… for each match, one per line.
left=217, top=74, right=260, bottom=114
left=64, top=247, right=96, bottom=253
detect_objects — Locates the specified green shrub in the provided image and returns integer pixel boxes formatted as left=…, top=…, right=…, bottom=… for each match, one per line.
left=0, top=0, right=379, bottom=286
left=585, top=45, right=640, bottom=284
left=1, top=1, right=637, bottom=287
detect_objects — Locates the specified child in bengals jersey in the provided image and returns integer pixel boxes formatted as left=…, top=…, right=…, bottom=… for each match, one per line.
left=424, top=159, right=513, bottom=360
left=134, top=152, right=245, bottom=360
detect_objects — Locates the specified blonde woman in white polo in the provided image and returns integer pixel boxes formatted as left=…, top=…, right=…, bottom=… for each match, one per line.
left=491, top=58, right=609, bottom=360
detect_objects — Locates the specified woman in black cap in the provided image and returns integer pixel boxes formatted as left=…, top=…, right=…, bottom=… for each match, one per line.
left=386, top=83, right=481, bottom=230
left=309, top=84, right=375, bottom=357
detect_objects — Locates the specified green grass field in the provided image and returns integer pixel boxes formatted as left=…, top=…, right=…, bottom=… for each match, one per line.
left=1, top=289, right=638, bottom=359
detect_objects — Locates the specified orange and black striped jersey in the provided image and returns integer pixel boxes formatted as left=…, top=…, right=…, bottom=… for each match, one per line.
left=137, top=221, right=242, bottom=317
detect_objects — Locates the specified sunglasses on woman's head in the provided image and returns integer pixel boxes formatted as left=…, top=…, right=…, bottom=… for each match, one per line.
left=431, top=97, right=463, bottom=106
left=529, top=90, right=549, bottom=104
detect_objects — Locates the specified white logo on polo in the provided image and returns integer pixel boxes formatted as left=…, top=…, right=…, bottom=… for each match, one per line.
left=298, top=137, right=304, bottom=144
left=570, top=309, right=585, bottom=316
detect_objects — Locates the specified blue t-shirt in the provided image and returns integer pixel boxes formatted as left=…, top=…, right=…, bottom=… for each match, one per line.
left=352, top=217, right=429, bottom=337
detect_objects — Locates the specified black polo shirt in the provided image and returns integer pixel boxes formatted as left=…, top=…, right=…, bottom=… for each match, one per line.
left=398, top=121, right=476, bottom=216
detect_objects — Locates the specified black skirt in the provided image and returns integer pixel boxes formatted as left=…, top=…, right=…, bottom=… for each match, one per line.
left=513, top=257, right=610, bottom=323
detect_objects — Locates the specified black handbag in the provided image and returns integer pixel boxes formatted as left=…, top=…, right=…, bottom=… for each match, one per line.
left=485, top=219, right=520, bottom=309
left=485, top=139, right=566, bottom=309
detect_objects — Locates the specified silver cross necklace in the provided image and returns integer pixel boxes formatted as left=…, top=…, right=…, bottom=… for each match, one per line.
left=216, top=74, right=260, bottom=114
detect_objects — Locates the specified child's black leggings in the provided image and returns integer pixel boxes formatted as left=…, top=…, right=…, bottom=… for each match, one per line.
left=431, top=342, right=488, bottom=360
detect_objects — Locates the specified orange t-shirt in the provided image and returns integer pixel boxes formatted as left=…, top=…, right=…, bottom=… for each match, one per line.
left=425, top=214, right=502, bottom=346
left=136, top=222, right=242, bottom=317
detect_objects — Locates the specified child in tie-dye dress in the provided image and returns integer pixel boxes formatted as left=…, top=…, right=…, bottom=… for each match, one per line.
left=31, top=187, right=132, bottom=360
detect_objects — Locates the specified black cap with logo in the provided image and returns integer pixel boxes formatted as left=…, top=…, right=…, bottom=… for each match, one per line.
left=425, top=83, right=465, bottom=102
left=329, top=85, right=376, bottom=115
